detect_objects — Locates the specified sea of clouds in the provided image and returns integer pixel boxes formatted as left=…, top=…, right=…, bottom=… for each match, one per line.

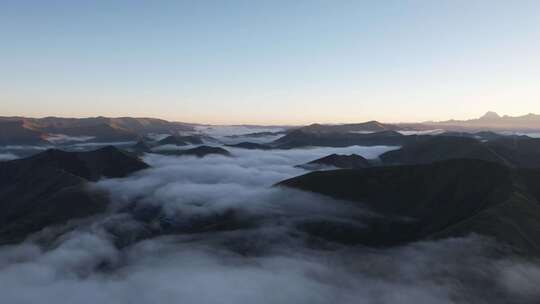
left=194, top=125, right=286, bottom=144
left=0, top=129, right=539, bottom=303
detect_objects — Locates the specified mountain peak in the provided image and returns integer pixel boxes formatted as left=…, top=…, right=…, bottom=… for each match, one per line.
left=479, top=111, right=501, bottom=120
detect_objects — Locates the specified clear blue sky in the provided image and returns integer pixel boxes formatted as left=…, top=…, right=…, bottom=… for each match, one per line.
left=1, top=0, right=539, bottom=124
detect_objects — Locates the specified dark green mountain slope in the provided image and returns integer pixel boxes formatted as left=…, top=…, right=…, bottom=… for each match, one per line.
left=380, top=135, right=540, bottom=169
left=486, top=137, right=540, bottom=168
left=380, top=136, right=510, bottom=166
left=279, top=159, right=540, bottom=255
left=0, top=147, right=149, bottom=244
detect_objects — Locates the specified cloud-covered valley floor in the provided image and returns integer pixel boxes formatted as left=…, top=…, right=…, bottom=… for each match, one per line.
left=1, top=144, right=539, bottom=303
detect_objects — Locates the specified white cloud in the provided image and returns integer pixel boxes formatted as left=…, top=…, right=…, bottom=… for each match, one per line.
left=0, top=137, right=536, bottom=303
left=398, top=129, right=446, bottom=135
left=195, top=125, right=286, bottom=144
left=45, top=134, right=96, bottom=144
left=0, top=153, right=19, bottom=161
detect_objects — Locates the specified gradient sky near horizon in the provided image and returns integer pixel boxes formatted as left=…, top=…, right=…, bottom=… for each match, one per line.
left=1, top=0, right=539, bottom=124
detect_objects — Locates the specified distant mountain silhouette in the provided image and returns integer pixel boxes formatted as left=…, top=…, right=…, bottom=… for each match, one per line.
left=479, top=111, right=501, bottom=120
left=426, top=111, right=540, bottom=131
left=0, top=146, right=149, bottom=244
left=0, top=120, right=49, bottom=145
left=296, top=121, right=403, bottom=134
left=0, top=116, right=194, bottom=145
left=225, top=131, right=286, bottom=138
left=438, top=130, right=511, bottom=141
left=279, top=159, right=540, bottom=256
left=297, top=154, right=371, bottom=170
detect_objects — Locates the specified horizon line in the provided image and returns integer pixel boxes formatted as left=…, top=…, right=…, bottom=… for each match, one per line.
left=1, top=110, right=538, bottom=127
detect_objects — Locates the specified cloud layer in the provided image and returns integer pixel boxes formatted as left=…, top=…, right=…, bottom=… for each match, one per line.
left=0, top=139, right=538, bottom=303
left=0, top=153, right=19, bottom=161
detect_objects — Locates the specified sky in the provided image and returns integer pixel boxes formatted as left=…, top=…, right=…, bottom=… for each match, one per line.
left=1, top=0, right=539, bottom=125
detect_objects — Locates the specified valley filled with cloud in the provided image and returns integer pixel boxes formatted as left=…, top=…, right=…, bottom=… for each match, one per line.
left=0, top=134, right=539, bottom=304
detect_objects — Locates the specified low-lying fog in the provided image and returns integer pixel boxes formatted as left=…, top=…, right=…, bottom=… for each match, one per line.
left=0, top=152, right=19, bottom=161
left=1, top=129, right=539, bottom=303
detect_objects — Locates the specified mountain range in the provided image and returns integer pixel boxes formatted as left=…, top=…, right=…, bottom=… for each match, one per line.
left=3, top=125, right=540, bottom=262
left=423, top=111, right=540, bottom=131
left=3, top=112, right=540, bottom=147
left=0, top=116, right=194, bottom=145
left=295, top=121, right=404, bottom=133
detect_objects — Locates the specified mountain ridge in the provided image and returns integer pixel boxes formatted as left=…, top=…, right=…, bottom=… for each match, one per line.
left=278, top=159, right=540, bottom=255
left=424, top=111, right=540, bottom=131
left=0, top=116, right=195, bottom=145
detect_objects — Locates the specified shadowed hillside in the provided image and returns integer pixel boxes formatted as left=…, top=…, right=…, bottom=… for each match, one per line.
left=297, top=153, right=371, bottom=170
left=0, top=147, right=149, bottom=244
left=381, top=135, right=540, bottom=168
left=279, top=159, right=540, bottom=256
